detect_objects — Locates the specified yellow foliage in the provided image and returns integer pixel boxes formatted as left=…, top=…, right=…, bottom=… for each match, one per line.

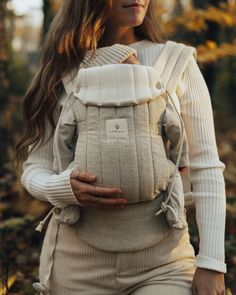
left=0, top=273, right=19, bottom=294
left=208, top=6, right=235, bottom=26
left=157, top=2, right=236, bottom=63
left=205, top=40, right=217, bottom=50
left=225, top=288, right=233, bottom=295
left=197, top=42, right=236, bottom=63
left=165, top=3, right=236, bottom=33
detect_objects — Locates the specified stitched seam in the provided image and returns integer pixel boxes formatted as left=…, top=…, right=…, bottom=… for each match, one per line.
left=86, top=106, right=88, bottom=173
left=100, top=108, right=103, bottom=185
left=99, top=92, right=103, bottom=186
left=117, top=109, right=121, bottom=192
left=131, top=65, right=135, bottom=102
left=131, top=67, right=140, bottom=201
left=148, top=102, right=156, bottom=198
left=115, top=68, right=121, bottom=191
left=131, top=104, right=140, bottom=202
left=144, top=66, right=155, bottom=196
left=116, top=64, right=120, bottom=106
left=84, top=60, right=88, bottom=172
left=99, top=67, right=102, bottom=106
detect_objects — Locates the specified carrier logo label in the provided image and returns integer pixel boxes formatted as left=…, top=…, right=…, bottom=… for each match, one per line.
left=106, top=118, right=129, bottom=139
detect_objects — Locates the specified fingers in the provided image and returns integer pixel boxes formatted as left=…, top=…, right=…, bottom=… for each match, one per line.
left=191, top=267, right=226, bottom=295
left=70, top=180, right=126, bottom=208
left=78, top=193, right=126, bottom=208
left=70, top=169, right=127, bottom=208
left=122, top=54, right=140, bottom=65
left=87, top=183, right=122, bottom=197
left=71, top=178, right=122, bottom=196
left=70, top=169, right=96, bottom=183
left=76, top=181, right=126, bottom=201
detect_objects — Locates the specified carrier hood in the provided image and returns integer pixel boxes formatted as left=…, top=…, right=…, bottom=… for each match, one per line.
left=73, top=63, right=166, bottom=107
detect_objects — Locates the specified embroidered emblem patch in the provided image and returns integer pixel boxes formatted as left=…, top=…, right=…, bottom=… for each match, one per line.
left=106, top=118, right=129, bottom=139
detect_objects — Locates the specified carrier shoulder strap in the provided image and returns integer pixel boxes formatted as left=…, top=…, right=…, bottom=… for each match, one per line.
left=153, top=40, right=197, bottom=95
left=62, top=68, right=78, bottom=96
left=58, top=68, right=78, bottom=109
left=153, top=40, right=197, bottom=208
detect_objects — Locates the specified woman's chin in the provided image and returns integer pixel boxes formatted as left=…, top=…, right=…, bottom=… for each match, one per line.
left=125, top=17, right=144, bottom=27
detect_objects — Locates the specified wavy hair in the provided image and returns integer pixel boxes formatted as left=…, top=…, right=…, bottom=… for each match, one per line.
left=15, top=0, right=163, bottom=165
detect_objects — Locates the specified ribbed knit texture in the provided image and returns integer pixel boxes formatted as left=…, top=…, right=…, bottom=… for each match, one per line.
left=39, top=215, right=195, bottom=294
left=62, top=44, right=138, bottom=95
left=21, top=39, right=227, bottom=273
left=82, top=43, right=138, bottom=68
left=130, top=40, right=226, bottom=273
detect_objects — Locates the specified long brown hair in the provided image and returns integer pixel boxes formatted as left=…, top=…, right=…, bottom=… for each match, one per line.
left=15, top=0, right=163, bottom=165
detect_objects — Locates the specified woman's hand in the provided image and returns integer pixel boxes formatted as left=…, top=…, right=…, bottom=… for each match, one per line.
left=70, top=169, right=127, bottom=208
left=191, top=267, right=225, bottom=295
left=122, top=54, right=140, bottom=64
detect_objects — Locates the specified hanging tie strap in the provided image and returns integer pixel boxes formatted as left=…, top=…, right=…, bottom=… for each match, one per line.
left=32, top=282, right=49, bottom=295
left=154, top=87, right=185, bottom=222
left=35, top=207, right=57, bottom=232
left=33, top=212, right=61, bottom=293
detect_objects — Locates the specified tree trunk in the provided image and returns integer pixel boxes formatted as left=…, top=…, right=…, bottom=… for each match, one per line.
left=42, top=0, right=55, bottom=40
left=192, top=0, right=207, bottom=8
left=0, top=2, right=10, bottom=293
left=0, top=0, right=10, bottom=173
left=173, top=0, right=184, bottom=16
left=0, top=0, right=9, bottom=106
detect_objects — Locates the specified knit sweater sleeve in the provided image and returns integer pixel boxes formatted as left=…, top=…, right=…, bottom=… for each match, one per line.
left=20, top=44, right=139, bottom=210
left=178, top=55, right=227, bottom=273
left=20, top=102, right=81, bottom=209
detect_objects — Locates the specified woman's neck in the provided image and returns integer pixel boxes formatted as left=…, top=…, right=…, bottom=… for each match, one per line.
left=101, top=26, right=141, bottom=47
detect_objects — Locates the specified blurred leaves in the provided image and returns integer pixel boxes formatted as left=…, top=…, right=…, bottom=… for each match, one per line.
left=0, top=272, right=19, bottom=295
left=0, top=0, right=236, bottom=294
left=197, top=41, right=236, bottom=63
left=158, top=2, right=236, bottom=63
left=171, top=4, right=236, bottom=32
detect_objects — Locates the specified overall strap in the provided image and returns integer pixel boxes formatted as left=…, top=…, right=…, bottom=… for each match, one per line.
left=62, top=68, right=78, bottom=96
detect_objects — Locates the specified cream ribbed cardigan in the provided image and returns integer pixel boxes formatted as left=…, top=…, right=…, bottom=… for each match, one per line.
left=21, top=39, right=227, bottom=273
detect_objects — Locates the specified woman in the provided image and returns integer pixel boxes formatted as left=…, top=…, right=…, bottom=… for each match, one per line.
left=16, top=0, right=226, bottom=294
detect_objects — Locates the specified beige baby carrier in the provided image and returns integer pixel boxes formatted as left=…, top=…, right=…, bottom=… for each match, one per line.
left=35, top=41, right=196, bottom=234
left=33, top=41, right=197, bottom=295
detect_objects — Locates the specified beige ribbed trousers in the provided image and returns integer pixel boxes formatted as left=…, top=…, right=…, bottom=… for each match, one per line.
left=39, top=212, right=196, bottom=295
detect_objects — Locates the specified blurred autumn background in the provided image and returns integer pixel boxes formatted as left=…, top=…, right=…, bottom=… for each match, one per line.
left=0, top=0, right=236, bottom=294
